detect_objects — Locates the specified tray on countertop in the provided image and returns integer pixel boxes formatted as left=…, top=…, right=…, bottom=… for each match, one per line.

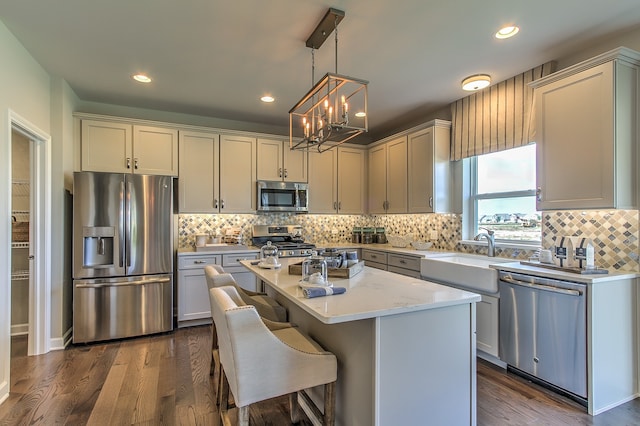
left=519, top=261, right=608, bottom=275
left=288, top=260, right=365, bottom=278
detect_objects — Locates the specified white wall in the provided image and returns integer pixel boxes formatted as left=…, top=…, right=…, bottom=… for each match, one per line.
left=0, top=19, right=51, bottom=403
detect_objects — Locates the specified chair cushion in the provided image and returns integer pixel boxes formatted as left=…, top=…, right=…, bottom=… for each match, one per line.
left=272, top=327, right=326, bottom=354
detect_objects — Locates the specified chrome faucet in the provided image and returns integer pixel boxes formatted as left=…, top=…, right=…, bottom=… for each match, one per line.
left=474, top=227, right=495, bottom=257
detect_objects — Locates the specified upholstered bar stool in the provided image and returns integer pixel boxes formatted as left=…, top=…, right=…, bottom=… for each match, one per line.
left=210, top=286, right=337, bottom=426
left=204, top=265, right=287, bottom=376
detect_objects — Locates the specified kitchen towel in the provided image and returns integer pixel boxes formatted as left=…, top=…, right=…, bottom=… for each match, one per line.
left=302, top=286, right=346, bottom=298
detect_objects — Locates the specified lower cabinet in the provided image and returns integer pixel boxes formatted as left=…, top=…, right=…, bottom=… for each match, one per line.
left=476, top=294, right=499, bottom=358
left=362, top=249, right=422, bottom=277
left=177, top=251, right=258, bottom=327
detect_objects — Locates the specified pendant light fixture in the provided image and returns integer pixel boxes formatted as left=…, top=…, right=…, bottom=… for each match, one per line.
left=289, top=8, right=369, bottom=153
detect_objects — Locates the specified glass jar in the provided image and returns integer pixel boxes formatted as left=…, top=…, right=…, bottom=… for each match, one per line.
left=260, top=241, right=279, bottom=265
left=301, top=252, right=328, bottom=286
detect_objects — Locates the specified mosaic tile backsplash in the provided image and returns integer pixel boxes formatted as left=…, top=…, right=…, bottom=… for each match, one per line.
left=178, top=209, right=639, bottom=271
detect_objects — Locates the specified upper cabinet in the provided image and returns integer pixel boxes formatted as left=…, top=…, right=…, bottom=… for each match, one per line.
left=178, top=132, right=256, bottom=213
left=257, top=138, right=307, bottom=182
left=80, top=119, right=178, bottom=176
left=219, top=135, right=257, bottom=213
left=368, top=136, right=407, bottom=214
left=307, top=146, right=366, bottom=214
left=407, top=121, right=453, bottom=213
left=178, top=130, right=219, bottom=213
left=531, top=48, right=639, bottom=210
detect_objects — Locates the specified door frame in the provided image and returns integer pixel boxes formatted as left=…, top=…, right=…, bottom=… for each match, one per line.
left=8, top=110, right=51, bottom=356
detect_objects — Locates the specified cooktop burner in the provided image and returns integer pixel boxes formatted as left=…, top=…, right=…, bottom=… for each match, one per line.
left=251, top=224, right=316, bottom=257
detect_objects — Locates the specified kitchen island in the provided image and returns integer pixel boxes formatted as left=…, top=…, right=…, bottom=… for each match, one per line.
left=241, top=258, right=481, bottom=426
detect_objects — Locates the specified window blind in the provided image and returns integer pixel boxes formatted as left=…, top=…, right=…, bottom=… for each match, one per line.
left=450, top=62, right=555, bottom=160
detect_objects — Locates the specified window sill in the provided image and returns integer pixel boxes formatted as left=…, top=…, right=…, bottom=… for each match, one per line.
left=460, top=240, right=541, bottom=251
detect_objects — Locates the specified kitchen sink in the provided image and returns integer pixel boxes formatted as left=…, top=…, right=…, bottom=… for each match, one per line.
left=420, top=253, right=511, bottom=294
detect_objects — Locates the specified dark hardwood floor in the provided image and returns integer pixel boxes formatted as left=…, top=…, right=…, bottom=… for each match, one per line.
left=2, top=326, right=639, bottom=425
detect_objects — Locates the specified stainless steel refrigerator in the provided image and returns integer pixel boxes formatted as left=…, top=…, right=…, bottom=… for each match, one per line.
left=72, top=171, right=174, bottom=343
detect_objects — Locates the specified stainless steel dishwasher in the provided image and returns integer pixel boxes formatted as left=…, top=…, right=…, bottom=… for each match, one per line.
left=499, top=270, right=587, bottom=403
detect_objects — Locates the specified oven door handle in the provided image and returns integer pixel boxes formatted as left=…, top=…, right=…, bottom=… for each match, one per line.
left=501, top=275, right=583, bottom=296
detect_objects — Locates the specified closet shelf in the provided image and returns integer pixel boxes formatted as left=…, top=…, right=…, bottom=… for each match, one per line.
left=11, top=270, right=29, bottom=281
left=12, top=180, right=30, bottom=197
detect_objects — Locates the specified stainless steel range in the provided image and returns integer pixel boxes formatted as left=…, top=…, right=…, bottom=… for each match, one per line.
left=251, top=225, right=316, bottom=257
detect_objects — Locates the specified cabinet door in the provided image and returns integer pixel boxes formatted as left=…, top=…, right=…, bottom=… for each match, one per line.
left=308, top=149, right=338, bottom=213
left=81, top=120, right=132, bottom=173
left=178, top=130, right=219, bottom=212
left=535, top=61, right=615, bottom=210
left=476, top=294, right=499, bottom=357
left=337, top=147, right=366, bottom=214
left=220, top=135, right=256, bottom=213
left=283, top=145, right=308, bottom=182
left=177, top=268, right=211, bottom=323
left=386, top=137, right=408, bottom=213
left=133, top=125, right=179, bottom=176
left=368, top=144, right=387, bottom=213
left=407, top=127, right=435, bottom=213
left=256, top=138, right=283, bottom=181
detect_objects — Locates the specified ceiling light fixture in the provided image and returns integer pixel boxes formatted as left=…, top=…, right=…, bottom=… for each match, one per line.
left=132, top=74, right=152, bottom=83
left=289, top=8, right=369, bottom=153
left=495, top=25, right=519, bottom=39
left=461, top=74, right=491, bottom=91
left=261, top=95, right=275, bottom=103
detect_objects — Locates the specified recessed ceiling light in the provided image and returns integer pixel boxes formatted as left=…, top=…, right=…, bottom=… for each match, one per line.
left=462, top=74, right=491, bottom=91
left=495, top=25, right=519, bottom=39
left=355, top=111, right=366, bottom=118
left=260, top=95, right=275, bottom=103
left=132, top=74, right=152, bottom=83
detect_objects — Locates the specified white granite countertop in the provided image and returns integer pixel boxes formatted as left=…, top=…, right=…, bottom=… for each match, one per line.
left=178, top=243, right=441, bottom=257
left=240, top=257, right=480, bottom=324
left=491, top=261, right=640, bottom=284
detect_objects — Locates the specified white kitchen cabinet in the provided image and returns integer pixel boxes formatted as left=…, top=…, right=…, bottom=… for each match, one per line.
left=257, top=138, right=307, bottom=182
left=368, top=136, right=407, bottom=214
left=308, top=146, right=366, bottom=214
left=362, top=249, right=387, bottom=270
left=81, top=119, right=178, bottom=176
left=531, top=48, right=639, bottom=210
left=308, top=149, right=338, bottom=213
left=407, top=120, right=453, bottom=213
left=337, top=147, right=366, bottom=214
left=387, top=253, right=421, bottom=278
left=177, top=251, right=259, bottom=327
left=177, top=254, right=220, bottom=326
left=476, top=294, right=499, bottom=358
left=178, top=130, right=219, bottom=213
left=219, top=134, right=257, bottom=213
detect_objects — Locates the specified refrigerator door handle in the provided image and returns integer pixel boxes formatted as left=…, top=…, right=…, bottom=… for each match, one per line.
left=74, top=277, right=172, bottom=288
left=126, top=179, right=132, bottom=268
left=119, top=180, right=126, bottom=268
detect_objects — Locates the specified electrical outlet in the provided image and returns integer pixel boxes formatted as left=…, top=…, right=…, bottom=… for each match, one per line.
left=429, top=230, right=438, bottom=240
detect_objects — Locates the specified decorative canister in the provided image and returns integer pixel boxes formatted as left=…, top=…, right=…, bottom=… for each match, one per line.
left=260, top=241, right=279, bottom=265
left=301, top=252, right=328, bottom=285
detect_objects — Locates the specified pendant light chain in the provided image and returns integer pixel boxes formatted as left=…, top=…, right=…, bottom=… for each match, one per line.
left=334, top=16, right=338, bottom=74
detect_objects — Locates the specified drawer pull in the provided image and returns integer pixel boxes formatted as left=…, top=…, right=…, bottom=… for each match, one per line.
left=399, top=259, right=406, bottom=264
left=194, top=260, right=206, bottom=264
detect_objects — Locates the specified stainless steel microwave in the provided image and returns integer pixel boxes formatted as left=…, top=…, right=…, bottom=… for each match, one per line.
left=257, top=181, right=308, bottom=212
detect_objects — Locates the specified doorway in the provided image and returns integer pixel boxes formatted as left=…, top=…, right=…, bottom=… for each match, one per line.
left=8, top=111, right=51, bottom=357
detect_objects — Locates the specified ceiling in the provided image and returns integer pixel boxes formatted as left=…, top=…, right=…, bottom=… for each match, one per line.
left=2, top=0, right=640, bottom=142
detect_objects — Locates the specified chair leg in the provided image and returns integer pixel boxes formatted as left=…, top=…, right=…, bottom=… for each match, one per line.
left=289, top=392, right=303, bottom=424
left=238, top=405, right=249, bottom=426
left=323, top=381, right=336, bottom=426
left=219, top=365, right=230, bottom=412
left=210, top=323, right=218, bottom=376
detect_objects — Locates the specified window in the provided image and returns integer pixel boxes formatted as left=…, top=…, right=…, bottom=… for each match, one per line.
left=467, top=144, right=540, bottom=243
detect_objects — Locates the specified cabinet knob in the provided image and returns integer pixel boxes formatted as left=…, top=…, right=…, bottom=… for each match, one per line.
left=214, top=199, right=219, bottom=209
left=429, top=196, right=433, bottom=208
left=338, top=201, right=342, bottom=210
left=333, top=201, right=338, bottom=210
left=126, top=157, right=131, bottom=169
left=279, top=167, right=282, bottom=178
left=536, top=187, right=542, bottom=202
left=134, top=158, right=139, bottom=169
left=221, top=199, right=225, bottom=209
left=284, top=169, right=288, bottom=178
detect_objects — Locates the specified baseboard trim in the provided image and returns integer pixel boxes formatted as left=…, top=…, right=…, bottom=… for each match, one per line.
left=10, top=323, right=28, bottom=336
left=50, top=327, right=72, bottom=351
